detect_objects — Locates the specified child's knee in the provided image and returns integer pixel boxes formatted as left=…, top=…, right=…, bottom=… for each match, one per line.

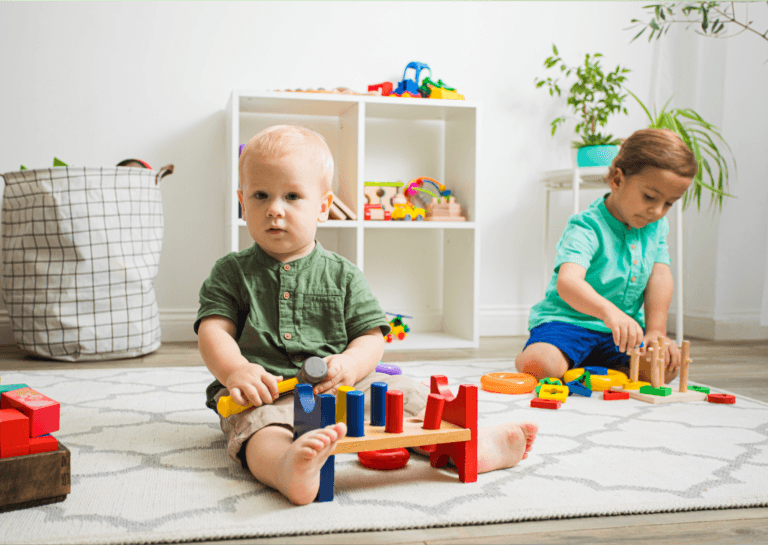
left=515, top=351, right=561, bottom=380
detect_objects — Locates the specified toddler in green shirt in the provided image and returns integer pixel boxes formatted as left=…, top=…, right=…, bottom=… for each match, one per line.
left=197, top=124, right=538, bottom=505
left=516, top=129, right=697, bottom=383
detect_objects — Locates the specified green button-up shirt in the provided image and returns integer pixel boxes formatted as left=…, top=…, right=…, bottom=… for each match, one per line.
left=529, top=195, right=671, bottom=334
left=195, top=241, right=390, bottom=409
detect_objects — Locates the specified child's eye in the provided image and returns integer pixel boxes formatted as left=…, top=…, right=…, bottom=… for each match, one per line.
left=254, top=191, right=268, bottom=200
left=286, top=193, right=300, bottom=201
left=643, top=194, right=655, bottom=202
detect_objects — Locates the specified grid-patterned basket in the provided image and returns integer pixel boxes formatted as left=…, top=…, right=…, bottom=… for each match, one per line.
left=0, top=165, right=173, bottom=361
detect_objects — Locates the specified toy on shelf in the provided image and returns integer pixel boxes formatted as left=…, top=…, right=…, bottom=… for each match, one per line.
left=480, top=372, right=537, bottom=394
left=367, top=63, right=465, bottom=100
left=295, top=374, right=477, bottom=502
left=403, top=177, right=466, bottom=222
left=385, top=313, right=411, bottom=343
left=0, top=384, right=69, bottom=512
left=364, top=181, right=402, bottom=220
left=609, top=339, right=710, bottom=404
left=419, top=77, right=465, bottom=100
left=391, top=62, right=431, bottom=98
left=391, top=194, right=426, bottom=221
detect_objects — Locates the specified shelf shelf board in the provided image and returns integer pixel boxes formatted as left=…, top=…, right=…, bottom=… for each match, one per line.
left=383, top=331, right=477, bottom=351
left=362, top=221, right=476, bottom=230
left=539, top=167, right=609, bottom=190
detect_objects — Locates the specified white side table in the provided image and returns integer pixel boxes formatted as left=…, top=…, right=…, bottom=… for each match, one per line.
left=539, top=167, right=684, bottom=344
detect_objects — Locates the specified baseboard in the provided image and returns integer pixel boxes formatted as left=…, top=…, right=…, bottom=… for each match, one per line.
left=667, top=312, right=768, bottom=341
left=479, top=305, right=530, bottom=336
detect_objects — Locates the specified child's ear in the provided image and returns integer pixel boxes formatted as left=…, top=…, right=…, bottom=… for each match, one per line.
left=608, top=168, right=624, bottom=191
left=318, top=191, right=333, bottom=222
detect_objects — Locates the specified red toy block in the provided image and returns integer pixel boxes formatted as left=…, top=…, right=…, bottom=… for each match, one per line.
left=422, top=393, right=446, bottom=430
left=358, top=447, right=410, bottom=470
left=1, top=387, right=60, bottom=438
left=384, top=391, right=404, bottom=434
left=29, top=435, right=59, bottom=455
left=0, top=408, right=30, bottom=459
left=603, top=390, right=630, bottom=400
left=427, top=376, right=478, bottom=483
left=531, top=398, right=561, bottom=410
left=708, top=393, right=736, bottom=404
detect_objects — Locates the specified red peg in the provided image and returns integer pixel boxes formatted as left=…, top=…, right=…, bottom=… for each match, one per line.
left=422, top=393, right=445, bottom=430
left=385, top=390, right=404, bottom=433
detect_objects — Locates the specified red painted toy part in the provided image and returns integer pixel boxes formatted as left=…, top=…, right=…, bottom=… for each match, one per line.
left=708, top=393, right=736, bottom=404
left=603, top=390, right=630, bottom=400
left=358, top=448, right=410, bottom=470
left=0, top=408, right=30, bottom=458
left=530, top=398, right=561, bottom=410
left=1, top=387, right=60, bottom=437
left=29, top=434, right=59, bottom=454
left=428, top=376, right=478, bottom=483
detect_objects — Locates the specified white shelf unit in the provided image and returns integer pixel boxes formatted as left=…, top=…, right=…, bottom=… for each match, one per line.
left=225, top=90, right=481, bottom=350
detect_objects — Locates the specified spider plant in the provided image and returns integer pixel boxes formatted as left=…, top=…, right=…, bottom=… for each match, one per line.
left=628, top=89, right=735, bottom=210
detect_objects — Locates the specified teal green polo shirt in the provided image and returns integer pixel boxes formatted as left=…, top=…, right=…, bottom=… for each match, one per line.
left=529, top=194, right=671, bottom=334
left=195, top=241, right=391, bottom=409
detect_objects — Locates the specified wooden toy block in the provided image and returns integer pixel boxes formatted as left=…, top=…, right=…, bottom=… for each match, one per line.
left=679, top=340, right=691, bottom=393
left=0, top=443, right=70, bottom=513
left=336, top=385, right=354, bottom=423
left=629, top=348, right=640, bottom=383
left=0, top=384, right=29, bottom=395
left=688, top=385, right=710, bottom=394
left=1, top=388, right=60, bottom=438
left=0, top=408, right=30, bottom=459
left=385, top=390, right=404, bottom=434
left=358, top=448, right=410, bottom=470
left=422, top=393, right=446, bottom=430
left=347, top=390, right=365, bottom=437
left=531, top=398, right=561, bottom=410
left=29, top=435, right=58, bottom=455
left=371, top=382, right=387, bottom=426
left=603, top=390, right=629, bottom=400
left=610, top=386, right=707, bottom=404
left=640, top=385, right=671, bottom=396
left=622, top=380, right=649, bottom=391
left=426, top=376, right=478, bottom=484
left=565, top=380, right=592, bottom=397
left=708, top=393, right=736, bottom=404
left=334, top=419, right=470, bottom=454
left=539, top=385, right=568, bottom=403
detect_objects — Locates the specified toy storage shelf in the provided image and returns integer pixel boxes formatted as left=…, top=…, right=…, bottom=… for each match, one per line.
left=226, top=90, right=481, bottom=350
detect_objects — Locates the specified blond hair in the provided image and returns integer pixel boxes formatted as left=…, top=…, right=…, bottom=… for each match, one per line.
left=239, top=125, right=334, bottom=191
left=605, top=128, right=698, bottom=184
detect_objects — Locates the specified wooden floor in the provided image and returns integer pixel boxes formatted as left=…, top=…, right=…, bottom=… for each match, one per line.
left=1, top=337, right=767, bottom=544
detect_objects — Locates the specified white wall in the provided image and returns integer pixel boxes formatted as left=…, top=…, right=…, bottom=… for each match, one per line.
left=0, top=1, right=764, bottom=343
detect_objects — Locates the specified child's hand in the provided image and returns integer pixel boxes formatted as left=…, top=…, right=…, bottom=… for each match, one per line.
left=313, top=354, right=358, bottom=396
left=225, top=364, right=283, bottom=408
left=603, top=307, right=644, bottom=353
left=642, top=333, right=681, bottom=372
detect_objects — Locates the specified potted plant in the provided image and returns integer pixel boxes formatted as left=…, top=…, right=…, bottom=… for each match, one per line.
left=627, top=90, right=735, bottom=210
left=535, top=45, right=631, bottom=167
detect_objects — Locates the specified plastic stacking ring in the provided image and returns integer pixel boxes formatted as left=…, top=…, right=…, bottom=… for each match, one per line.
left=375, top=363, right=403, bottom=375
left=480, top=372, right=537, bottom=394
left=358, top=448, right=410, bottom=470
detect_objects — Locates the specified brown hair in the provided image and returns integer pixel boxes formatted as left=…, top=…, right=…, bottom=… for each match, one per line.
left=605, top=128, right=698, bottom=184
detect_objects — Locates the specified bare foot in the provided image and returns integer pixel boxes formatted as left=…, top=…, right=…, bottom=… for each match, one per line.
left=277, top=422, right=347, bottom=505
left=477, top=421, right=538, bottom=473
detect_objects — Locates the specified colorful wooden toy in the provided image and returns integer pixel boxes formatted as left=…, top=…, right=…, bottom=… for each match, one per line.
left=530, top=398, right=561, bottom=410
left=603, top=390, right=630, bottom=400
left=358, top=448, right=410, bottom=470
left=480, top=372, right=537, bottom=394
left=1, top=388, right=60, bottom=438
left=708, top=393, right=736, bottom=404
left=538, top=385, right=569, bottom=403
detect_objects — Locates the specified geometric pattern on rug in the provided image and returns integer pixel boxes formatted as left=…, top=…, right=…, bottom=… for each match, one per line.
left=1, top=359, right=767, bottom=545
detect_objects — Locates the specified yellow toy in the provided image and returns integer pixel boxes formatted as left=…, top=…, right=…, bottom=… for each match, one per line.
left=390, top=194, right=426, bottom=221
left=538, top=384, right=569, bottom=403
left=563, top=368, right=629, bottom=391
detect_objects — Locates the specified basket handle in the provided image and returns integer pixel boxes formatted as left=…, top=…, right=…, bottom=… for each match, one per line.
left=156, top=164, right=174, bottom=185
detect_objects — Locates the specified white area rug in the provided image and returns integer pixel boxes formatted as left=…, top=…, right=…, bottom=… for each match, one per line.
left=1, top=360, right=767, bottom=545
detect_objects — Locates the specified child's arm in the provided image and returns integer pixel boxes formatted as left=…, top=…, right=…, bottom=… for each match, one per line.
left=643, top=263, right=681, bottom=370
left=557, top=262, right=644, bottom=353
left=313, top=327, right=385, bottom=395
left=197, top=315, right=283, bottom=408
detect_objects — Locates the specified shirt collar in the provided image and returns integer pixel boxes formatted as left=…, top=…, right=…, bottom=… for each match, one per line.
left=250, top=240, right=325, bottom=270
left=598, top=193, right=631, bottom=234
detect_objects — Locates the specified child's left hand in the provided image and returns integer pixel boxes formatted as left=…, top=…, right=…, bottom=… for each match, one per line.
left=641, top=333, right=681, bottom=372
left=313, top=353, right=358, bottom=396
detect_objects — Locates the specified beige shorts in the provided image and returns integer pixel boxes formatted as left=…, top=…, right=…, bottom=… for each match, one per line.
left=213, top=372, right=430, bottom=471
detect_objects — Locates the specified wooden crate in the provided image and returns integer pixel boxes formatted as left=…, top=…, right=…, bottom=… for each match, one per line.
left=0, top=443, right=70, bottom=512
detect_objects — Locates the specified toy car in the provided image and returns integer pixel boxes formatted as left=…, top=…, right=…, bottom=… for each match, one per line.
left=391, top=62, right=431, bottom=98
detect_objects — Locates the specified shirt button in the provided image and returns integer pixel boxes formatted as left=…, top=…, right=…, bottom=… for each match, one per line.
left=631, top=276, right=637, bottom=282
left=294, top=355, right=302, bottom=362
left=283, top=292, right=290, bottom=299
left=630, top=244, right=636, bottom=249
left=284, top=333, right=292, bottom=340
left=633, top=260, right=638, bottom=265
left=283, top=264, right=291, bottom=271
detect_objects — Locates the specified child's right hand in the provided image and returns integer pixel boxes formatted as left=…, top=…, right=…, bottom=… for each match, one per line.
left=603, top=307, right=644, bottom=353
left=225, top=364, right=283, bottom=408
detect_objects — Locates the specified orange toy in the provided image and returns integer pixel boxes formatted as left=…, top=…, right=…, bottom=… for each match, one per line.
left=480, top=373, right=537, bottom=394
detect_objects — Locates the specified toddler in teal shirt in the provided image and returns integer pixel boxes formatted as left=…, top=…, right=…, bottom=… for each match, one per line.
left=516, top=129, right=698, bottom=383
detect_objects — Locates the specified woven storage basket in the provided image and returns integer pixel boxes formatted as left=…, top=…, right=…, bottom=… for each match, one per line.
left=1, top=165, right=173, bottom=361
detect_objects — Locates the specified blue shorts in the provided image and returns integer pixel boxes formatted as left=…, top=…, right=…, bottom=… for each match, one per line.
left=524, top=321, right=635, bottom=370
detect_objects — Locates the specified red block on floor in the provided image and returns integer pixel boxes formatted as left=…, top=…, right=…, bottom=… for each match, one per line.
left=708, top=393, right=736, bottom=404
left=0, top=408, right=30, bottom=458
left=29, top=434, right=59, bottom=454
left=1, top=387, right=60, bottom=437
left=603, top=390, right=630, bottom=400
left=531, top=398, right=561, bottom=410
